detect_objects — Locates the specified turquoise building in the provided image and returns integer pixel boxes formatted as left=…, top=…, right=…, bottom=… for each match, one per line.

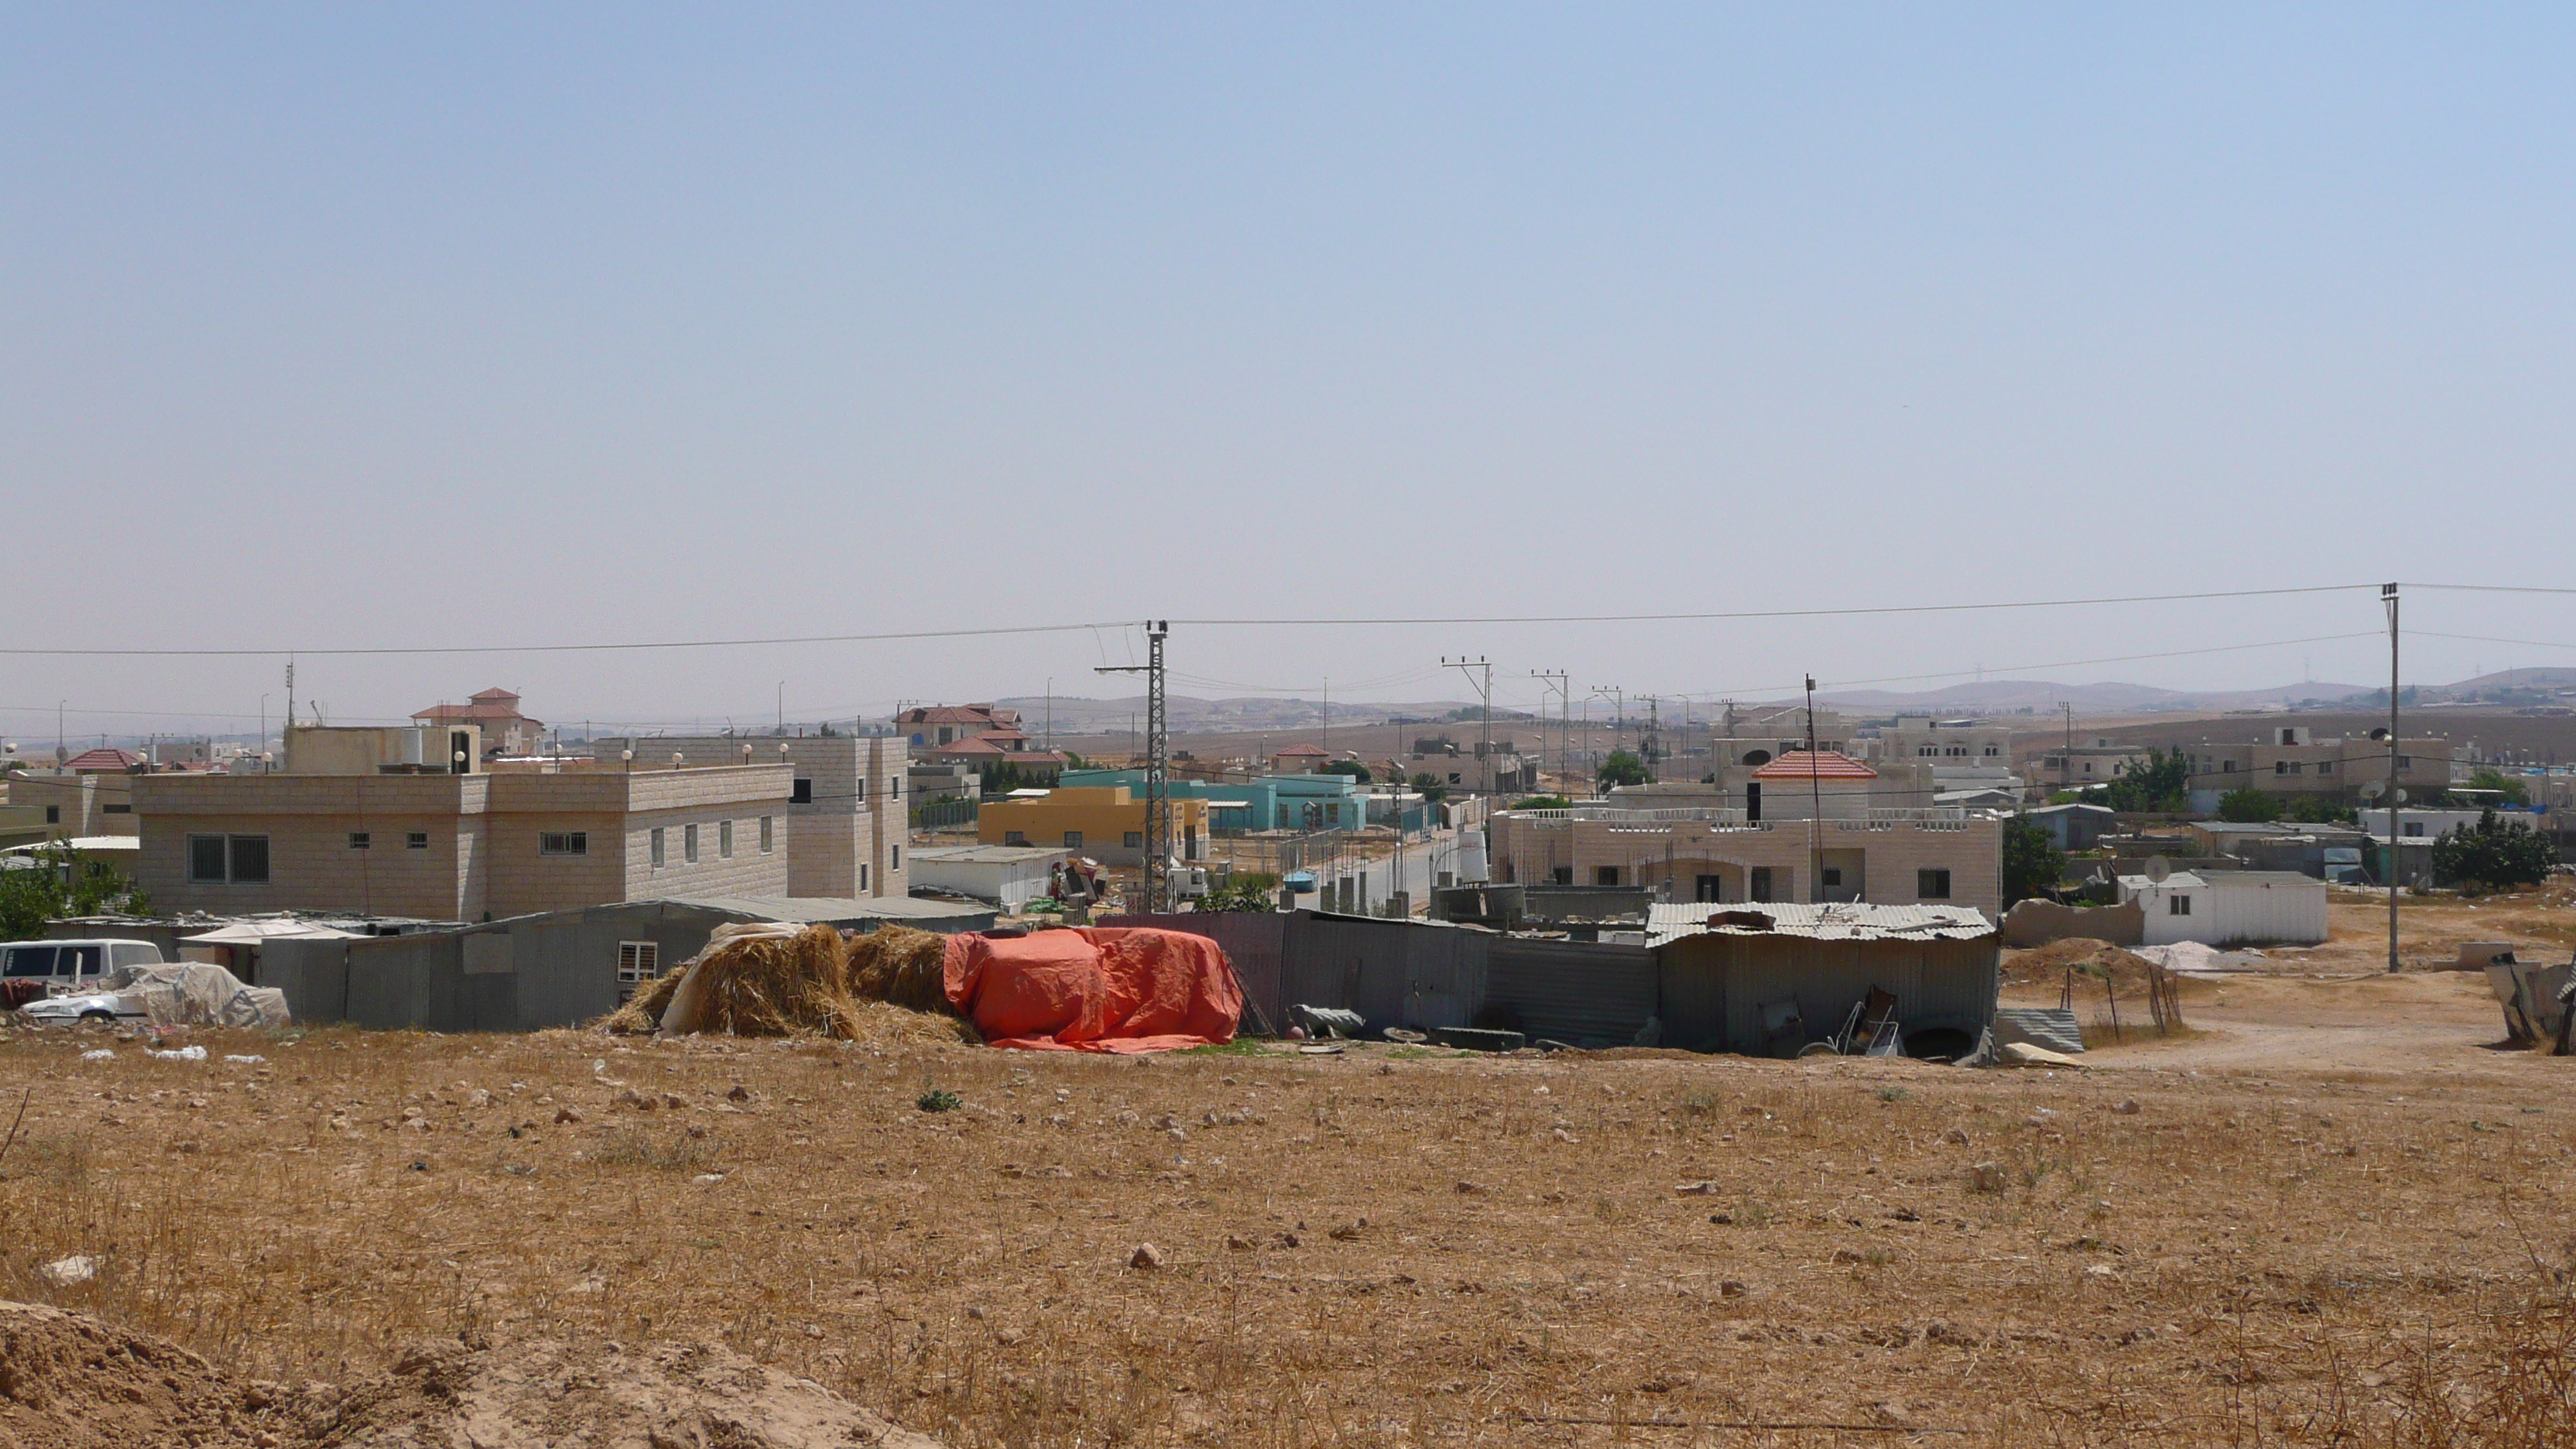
left=1059, top=769, right=1364, bottom=831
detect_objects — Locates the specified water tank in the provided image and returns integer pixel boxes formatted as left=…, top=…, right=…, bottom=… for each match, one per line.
left=1455, top=830, right=1490, bottom=884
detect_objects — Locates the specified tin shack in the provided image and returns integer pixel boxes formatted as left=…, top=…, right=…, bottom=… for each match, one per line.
left=1649, top=902, right=1999, bottom=1060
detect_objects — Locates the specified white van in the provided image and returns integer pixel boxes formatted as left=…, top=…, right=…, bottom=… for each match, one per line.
left=1, top=939, right=166, bottom=994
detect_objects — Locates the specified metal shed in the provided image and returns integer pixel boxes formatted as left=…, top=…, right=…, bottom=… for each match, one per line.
left=1649, top=903, right=1999, bottom=1057
left=260, top=895, right=995, bottom=1033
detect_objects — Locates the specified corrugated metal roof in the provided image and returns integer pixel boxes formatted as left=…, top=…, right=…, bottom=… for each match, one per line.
left=658, top=894, right=990, bottom=923
left=1647, top=901, right=1995, bottom=947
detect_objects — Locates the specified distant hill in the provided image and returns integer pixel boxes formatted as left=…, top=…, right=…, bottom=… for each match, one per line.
left=1805, top=679, right=2377, bottom=714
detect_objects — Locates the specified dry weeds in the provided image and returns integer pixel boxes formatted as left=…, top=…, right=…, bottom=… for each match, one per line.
left=2, top=1007, right=2574, bottom=1446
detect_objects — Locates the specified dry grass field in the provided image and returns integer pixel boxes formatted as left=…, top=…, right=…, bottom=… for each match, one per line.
left=4, top=900, right=2575, bottom=1445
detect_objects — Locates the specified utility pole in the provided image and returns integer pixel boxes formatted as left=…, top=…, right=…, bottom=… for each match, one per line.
left=1096, top=621, right=1171, bottom=913
left=1805, top=675, right=1826, bottom=903
left=1643, top=695, right=1661, bottom=779
left=1530, top=671, right=1570, bottom=795
left=2383, top=583, right=2401, bottom=974
left=1442, top=656, right=1493, bottom=796
left=2062, top=702, right=2074, bottom=794
left=284, top=660, right=295, bottom=730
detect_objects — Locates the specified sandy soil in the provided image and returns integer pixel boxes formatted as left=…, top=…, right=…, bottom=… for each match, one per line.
left=2, top=894, right=2574, bottom=1446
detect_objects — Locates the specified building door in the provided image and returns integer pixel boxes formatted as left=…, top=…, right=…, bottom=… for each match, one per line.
left=1749, top=867, right=1773, bottom=902
left=1695, top=874, right=1723, bottom=903
left=1745, top=783, right=1761, bottom=823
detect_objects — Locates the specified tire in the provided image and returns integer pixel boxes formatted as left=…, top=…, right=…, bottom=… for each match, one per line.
left=1795, top=1041, right=1841, bottom=1058
left=78, top=1010, right=115, bottom=1023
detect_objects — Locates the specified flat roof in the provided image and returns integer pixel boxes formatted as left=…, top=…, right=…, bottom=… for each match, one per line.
left=907, top=844, right=1070, bottom=865
left=1647, top=901, right=1993, bottom=947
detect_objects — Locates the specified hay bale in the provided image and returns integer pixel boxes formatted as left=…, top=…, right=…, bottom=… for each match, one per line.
left=848, top=926, right=951, bottom=1013
left=601, top=923, right=976, bottom=1043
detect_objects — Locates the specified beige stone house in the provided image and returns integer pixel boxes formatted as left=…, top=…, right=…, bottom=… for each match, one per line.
left=636, top=734, right=908, bottom=899
left=135, top=726, right=792, bottom=920
left=1490, top=752, right=2002, bottom=915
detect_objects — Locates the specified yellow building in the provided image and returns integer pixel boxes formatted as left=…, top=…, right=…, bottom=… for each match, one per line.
left=977, top=786, right=1205, bottom=865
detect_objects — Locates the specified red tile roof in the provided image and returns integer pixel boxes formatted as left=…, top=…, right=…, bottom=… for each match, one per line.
left=64, top=748, right=144, bottom=773
left=1750, top=750, right=1877, bottom=780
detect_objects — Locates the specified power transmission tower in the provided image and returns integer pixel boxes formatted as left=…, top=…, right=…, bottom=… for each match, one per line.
left=1095, top=621, right=1171, bottom=913
left=1442, top=656, right=1493, bottom=795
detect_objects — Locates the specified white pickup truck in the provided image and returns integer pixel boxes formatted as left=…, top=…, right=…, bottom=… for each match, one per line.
left=2, top=939, right=168, bottom=1022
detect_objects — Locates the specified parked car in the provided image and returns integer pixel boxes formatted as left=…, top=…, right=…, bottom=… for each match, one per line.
left=18, top=991, right=145, bottom=1026
left=0, top=940, right=166, bottom=1009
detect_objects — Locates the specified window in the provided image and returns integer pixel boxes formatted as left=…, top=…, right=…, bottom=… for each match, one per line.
left=2275, top=762, right=2289, bottom=775
left=2403, top=822, right=2424, bottom=838
left=719, top=820, right=733, bottom=858
left=683, top=824, right=699, bottom=862
left=348, top=831, right=371, bottom=850
left=890, top=845, right=900, bottom=869
left=1064, top=830, right=1084, bottom=848
left=1595, top=865, right=1620, bottom=886
left=616, top=940, right=659, bottom=1004
left=2397, top=755, right=2414, bottom=770
left=3, top=947, right=57, bottom=978
left=1694, top=874, right=1723, bottom=903
left=43, top=807, right=58, bottom=824
left=1447, top=772, right=1462, bottom=786
left=540, top=831, right=587, bottom=856
left=791, top=778, right=813, bottom=804
left=1917, top=868, right=1951, bottom=899
left=890, top=776, right=901, bottom=799
left=1749, top=867, right=1775, bottom=902
left=1551, top=866, right=1574, bottom=885
left=1124, top=831, right=1144, bottom=848
left=1004, top=831, right=1028, bottom=846
left=759, top=816, right=773, bottom=854
left=407, top=831, right=429, bottom=850
left=2169, top=895, right=2191, bottom=916
left=1821, top=867, right=1843, bottom=889
left=101, top=803, right=131, bottom=814
left=650, top=827, right=666, bottom=868
left=859, top=864, right=870, bottom=892
left=1918, top=745, right=1937, bottom=757
left=2223, top=760, right=2235, bottom=773
left=2317, top=760, right=2334, bottom=774
left=188, top=834, right=267, bottom=883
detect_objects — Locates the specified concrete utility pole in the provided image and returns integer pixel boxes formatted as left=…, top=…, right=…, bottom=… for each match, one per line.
left=1530, top=671, right=1570, bottom=794
left=1442, top=656, right=1493, bottom=796
left=2062, top=702, right=2074, bottom=794
left=2384, top=583, right=2401, bottom=975
left=1804, top=675, right=1826, bottom=901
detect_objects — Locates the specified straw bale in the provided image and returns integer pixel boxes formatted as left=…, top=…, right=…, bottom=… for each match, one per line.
left=600, top=922, right=977, bottom=1043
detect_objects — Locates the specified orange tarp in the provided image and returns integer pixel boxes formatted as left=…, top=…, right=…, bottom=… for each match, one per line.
left=941, top=927, right=1243, bottom=1053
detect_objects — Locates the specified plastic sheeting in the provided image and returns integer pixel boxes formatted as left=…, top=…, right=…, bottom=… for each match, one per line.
left=104, top=963, right=291, bottom=1029
left=942, top=927, right=1242, bottom=1053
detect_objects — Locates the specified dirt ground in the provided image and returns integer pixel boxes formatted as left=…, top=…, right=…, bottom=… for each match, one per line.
left=2, top=897, right=2574, bottom=1447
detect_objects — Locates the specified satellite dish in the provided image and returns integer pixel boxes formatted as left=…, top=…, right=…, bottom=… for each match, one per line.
left=2394, top=789, right=2409, bottom=804
left=2144, top=855, right=2172, bottom=885
left=2359, top=780, right=2384, bottom=801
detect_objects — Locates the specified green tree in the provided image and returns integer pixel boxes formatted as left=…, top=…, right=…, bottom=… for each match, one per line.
left=1321, top=760, right=1371, bottom=784
left=1511, top=795, right=1572, bottom=811
left=1407, top=772, right=1449, bottom=803
left=0, top=845, right=149, bottom=940
left=1596, top=749, right=1650, bottom=789
left=2002, top=817, right=2067, bottom=906
left=2215, top=787, right=2281, bottom=823
left=2095, top=745, right=2192, bottom=813
left=2280, top=794, right=2358, bottom=825
left=1197, top=872, right=1281, bottom=913
left=2430, top=809, right=2557, bottom=890
left=2467, top=767, right=2532, bottom=807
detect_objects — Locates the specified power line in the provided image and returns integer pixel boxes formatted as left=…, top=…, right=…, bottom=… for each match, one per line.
left=0, top=583, right=2391, bottom=659
left=0, top=620, right=1146, bottom=659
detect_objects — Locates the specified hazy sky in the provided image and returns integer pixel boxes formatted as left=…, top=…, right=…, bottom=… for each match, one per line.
left=6, top=6, right=2571, bottom=739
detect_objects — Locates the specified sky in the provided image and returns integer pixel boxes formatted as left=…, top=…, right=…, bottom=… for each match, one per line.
left=5, top=5, right=2572, bottom=742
